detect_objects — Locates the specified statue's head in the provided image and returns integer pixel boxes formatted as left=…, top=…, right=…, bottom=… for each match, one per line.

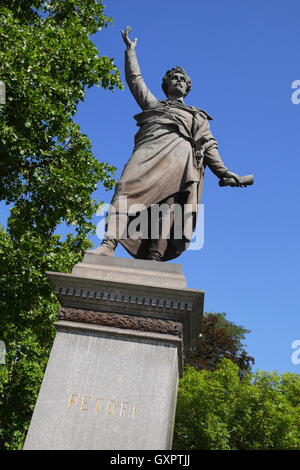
left=162, top=66, right=192, bottom=99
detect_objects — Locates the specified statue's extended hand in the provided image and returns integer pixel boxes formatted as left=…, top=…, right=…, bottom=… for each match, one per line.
left=221, top=171, right=246, bottom=187
left=121, top=26, right=138, bottom=50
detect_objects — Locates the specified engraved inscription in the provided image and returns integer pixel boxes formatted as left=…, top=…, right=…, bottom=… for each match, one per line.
left=67, top=394, right=78, bottom=408
left=106, top=400, right=116, bottom=415
left=80, top=396, right=91, bottom=411
left=67, top=394, right=139, bottom=419
left=95, top=397, right=104, bottom=412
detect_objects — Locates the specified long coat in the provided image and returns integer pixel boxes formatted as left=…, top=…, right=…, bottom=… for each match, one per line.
left=110, top=49, right=229, bottom=261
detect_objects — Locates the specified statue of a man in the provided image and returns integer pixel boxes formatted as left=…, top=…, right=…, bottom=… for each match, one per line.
left=95, top=27, right=248, bottom=262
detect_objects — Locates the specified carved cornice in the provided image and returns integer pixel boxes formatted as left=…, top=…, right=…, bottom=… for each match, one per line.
left=46, top=271, right=204, bottom=350
left=55, top=285, right=193, bottom=311
left=58, top=307, right=183, bottom=338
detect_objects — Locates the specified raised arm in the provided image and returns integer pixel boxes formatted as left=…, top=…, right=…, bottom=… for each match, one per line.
left=121, top=26, right=157, bottom=110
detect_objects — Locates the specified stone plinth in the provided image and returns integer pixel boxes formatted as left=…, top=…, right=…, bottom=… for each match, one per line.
left=23, top=321, right=181, bottom=450
left=73, top=251, right=187, bottom=289
left=24, top=255, right=204, bottom=450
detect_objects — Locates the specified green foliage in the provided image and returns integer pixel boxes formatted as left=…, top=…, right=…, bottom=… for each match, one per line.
left=174, top=359, right=300, bottom=450
left=0, top=1, right=121, bottom=210
left=2, top=2, right=297, bottom=453
left=186, top=312, right=255, bottom=372
left=0, top=0, right=122, bottom=450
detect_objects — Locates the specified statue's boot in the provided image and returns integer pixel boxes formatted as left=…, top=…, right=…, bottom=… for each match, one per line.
left=146, top=236, right=168, bottom=262
left=92, top=211, right=127, bottom=256
left=93, top=236, right=118, bottom=256
left=146, top=250, right=163, bottom=262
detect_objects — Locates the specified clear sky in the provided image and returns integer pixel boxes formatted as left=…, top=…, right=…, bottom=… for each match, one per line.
left=2, top=0, right=300, bottom=373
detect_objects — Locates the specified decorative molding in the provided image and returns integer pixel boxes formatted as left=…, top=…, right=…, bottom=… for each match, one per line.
left=58, top=307, right=183, bottom=338
left=46, top=270, right=204, bottom=350
left=55, top=286, right=193, bottom=311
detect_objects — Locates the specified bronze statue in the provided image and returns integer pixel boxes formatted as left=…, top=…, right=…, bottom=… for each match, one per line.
left=94, top=27, right=253, bottom=262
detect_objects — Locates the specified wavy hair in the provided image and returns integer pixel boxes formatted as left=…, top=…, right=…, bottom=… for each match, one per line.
left=161, top=66, right=192, bottom=98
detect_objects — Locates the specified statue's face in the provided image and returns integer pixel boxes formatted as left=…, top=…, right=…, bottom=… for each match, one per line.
left=166, top=72, right=188, bottom=98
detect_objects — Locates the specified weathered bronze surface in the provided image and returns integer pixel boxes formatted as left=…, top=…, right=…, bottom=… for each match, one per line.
left=96, top=27, right=253, bottom=261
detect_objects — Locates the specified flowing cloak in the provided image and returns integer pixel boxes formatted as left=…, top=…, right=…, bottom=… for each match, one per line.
left=110, top=49, right=229, bottom=261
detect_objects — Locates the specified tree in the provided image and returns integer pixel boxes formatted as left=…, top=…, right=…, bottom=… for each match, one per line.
left=173, top=359, right=300, bottom=450
left=0, top=1, right=122, bottom=450
left=186, top=312, right=255, bottom=372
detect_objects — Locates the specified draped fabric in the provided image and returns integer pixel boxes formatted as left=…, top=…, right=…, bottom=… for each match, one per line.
left=109, top=50, right=229, bottom=261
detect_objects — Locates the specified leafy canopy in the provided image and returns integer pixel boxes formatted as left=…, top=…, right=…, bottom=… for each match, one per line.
left=0, top=0, right=122, bottom=229
left=0, top=0, right=122, bottom=450
left=186, top=312, right=255, bottom=372
left=174, top=359, right=300, bottom=450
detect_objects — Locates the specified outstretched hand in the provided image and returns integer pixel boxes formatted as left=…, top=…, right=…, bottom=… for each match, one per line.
left=221, top=171, right=246, bottom=187
left=121, top=26, right=138, bottom=50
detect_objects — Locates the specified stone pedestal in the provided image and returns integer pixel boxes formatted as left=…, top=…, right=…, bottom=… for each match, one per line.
left=23, top=253, right=204, bottom=450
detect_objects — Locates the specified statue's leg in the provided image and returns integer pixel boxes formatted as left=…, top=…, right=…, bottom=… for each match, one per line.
left=146, top=238, right=169, bottom=261
left=146, top=196, right=176, bottom=261
left=93, top=211, right=128, bottom=256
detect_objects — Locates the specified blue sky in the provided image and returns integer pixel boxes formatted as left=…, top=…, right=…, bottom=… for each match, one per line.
left=2, top=0, right=300, bottom=373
